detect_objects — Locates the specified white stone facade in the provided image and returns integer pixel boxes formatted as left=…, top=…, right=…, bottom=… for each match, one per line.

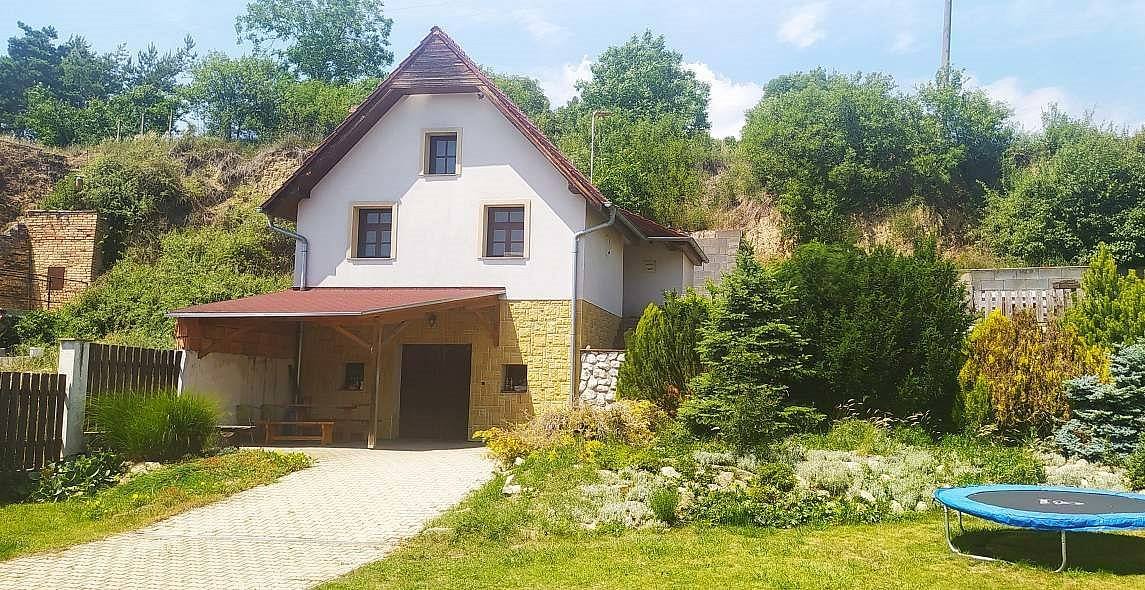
left=578, top=349, right=625, bottom=406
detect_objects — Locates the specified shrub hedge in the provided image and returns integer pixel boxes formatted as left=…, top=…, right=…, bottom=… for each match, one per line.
left=89, top=391, right=219, bottom=461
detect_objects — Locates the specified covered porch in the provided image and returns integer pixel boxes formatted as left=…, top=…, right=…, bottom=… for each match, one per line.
left=171, top=287, right=516, bottom=447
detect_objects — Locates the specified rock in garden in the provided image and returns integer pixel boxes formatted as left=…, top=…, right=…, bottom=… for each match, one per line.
left=660, top=466, right=681, bottom=478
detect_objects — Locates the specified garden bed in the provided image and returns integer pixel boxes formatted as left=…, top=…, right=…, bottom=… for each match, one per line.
left=0, top=450, right=310, bottom=561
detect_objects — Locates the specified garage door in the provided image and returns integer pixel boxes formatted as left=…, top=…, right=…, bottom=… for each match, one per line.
left=398, top=344, right=472, bottom=440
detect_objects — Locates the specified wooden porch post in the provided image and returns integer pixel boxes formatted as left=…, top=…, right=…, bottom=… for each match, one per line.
left=368, top=322, right=383, bottom=449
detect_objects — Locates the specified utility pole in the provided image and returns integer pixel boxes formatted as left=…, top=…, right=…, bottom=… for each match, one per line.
left=940, top=0, right=952, bottom=81
left=589, top=110, right=612, bottom=182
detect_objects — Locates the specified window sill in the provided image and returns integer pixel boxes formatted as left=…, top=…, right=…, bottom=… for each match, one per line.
left=348, top=257, right=395, bottom=263
left=479, top=256, right=528, bottom=262
left=419, top=172, right=461, bottom=179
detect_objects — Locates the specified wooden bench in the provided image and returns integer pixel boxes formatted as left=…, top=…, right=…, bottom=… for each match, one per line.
left=260, top=420, right=335, bottom=445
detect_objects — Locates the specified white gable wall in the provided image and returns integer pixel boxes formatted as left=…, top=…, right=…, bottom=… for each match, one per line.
left=298, top=93, right=596, bottom=304
left=577, top=206, right=624, bottom=316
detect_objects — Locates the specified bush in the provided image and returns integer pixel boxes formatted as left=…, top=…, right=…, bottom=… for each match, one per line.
left=617, top=290, right=709, bottom=414
left=17, top=204, right=291, bottom=348
left=475, top=400, right=666, bottom=466
left=648, top=485, right=680, bottom=524
left=685, top=239, right=806, bottom=452
left=28, top=451, right=125, bottom=502
left=1125, top=434, right=1145, bottom=490
left=1065, top=244, right=1145, bottom=350
left=90, top=391, right=219, bottom=461
left=42, top=138, right=193, bottom=263
left=1055, top=344, right=1145, bottom=459
left=957, top=308, right=1107, bottom=437
left=774, top=241, right=972, bottom=423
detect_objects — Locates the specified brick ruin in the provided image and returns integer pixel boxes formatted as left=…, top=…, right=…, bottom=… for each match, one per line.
left=0, top=211, right=104, bottom=311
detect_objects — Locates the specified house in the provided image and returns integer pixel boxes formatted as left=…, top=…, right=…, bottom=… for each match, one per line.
left=169, top=27, right=706, bottom=445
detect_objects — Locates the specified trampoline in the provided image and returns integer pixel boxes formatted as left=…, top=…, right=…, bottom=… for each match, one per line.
left=933, top=485, right=1145, bottom=572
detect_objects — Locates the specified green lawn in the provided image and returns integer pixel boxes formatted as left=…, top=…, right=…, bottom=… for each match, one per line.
left=325, top=515, right=1145, bottom=589
left=0, top=450, right=310, bottom=561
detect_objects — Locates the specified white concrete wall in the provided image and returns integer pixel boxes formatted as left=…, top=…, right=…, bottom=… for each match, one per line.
left=622, top=242, right=689, bottom=317
left=298, top=93, right=588, bottom=300
left=180, top=352, right=293, bottom=423
left=577, top=206, right=624, bottom=316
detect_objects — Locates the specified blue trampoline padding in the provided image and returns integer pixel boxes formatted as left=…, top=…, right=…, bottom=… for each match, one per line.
left=934, top=485, right=1145, bottom=531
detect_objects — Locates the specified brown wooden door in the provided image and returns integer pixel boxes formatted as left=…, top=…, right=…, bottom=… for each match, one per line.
left=398, top=344, right=472, bottom=440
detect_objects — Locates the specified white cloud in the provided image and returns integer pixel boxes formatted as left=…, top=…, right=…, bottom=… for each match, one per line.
left=511, top=9, right=568, bottom=43
left=890, top=31, right=917, bottom=54
left=685, top=62, right=763, bottom=138
left=778, top=2, right=828, bottom=48
left=977, top=76, right=1069, bottom=130
left=537, top=56, right=593, bottom=106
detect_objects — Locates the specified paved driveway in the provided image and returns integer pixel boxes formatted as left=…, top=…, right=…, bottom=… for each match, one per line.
left=0, top=443, right=494, bottom=590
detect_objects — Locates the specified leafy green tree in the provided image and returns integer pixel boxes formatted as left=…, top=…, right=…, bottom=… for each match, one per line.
left=486, top=71, right=558, bottom=137
left=0, top=23, right=69, bottom=131
left=183, top=54, right=286, bottom=141
left=236, top=0, right=393, bottom=83
left=277, top=77, right=375, bottom=139
left=557, top=111, right=711, bottom=225
left=576, top=30, right=710, bottom=132
left=617, top=290, right=710, bottom=414
left=680, top=240, right=806, bottom=451
left=980, top=111, right=1145, bottom=266
left=915, top=69, right=1013, bottom=216
left=776, top=240, right=972, bottom=422
left=1065, top=244, right=1145, bottom=350
left=739, top=69, right=926, bottom=242
left=122, top=37, right=196, bottom=93
left=56, top=36, right=124, bottom=106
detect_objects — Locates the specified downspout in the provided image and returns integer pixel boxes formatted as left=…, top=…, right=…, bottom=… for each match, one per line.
left=569, top=203, right=618, bottom=406
left=266, top=215, right=309, bottom=291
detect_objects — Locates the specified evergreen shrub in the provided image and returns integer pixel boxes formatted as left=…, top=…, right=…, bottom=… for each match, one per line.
left=617, top=290, right=709, bottom=414
left=1055, top=344, right=1145, bottom=459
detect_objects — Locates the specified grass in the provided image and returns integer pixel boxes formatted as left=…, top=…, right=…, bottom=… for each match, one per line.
left=0, top=450, right=310, bottom=561
left=324, top=514, right=1145, bottom=589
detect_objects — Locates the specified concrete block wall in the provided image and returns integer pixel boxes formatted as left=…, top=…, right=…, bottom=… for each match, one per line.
left=690, top=229, right=743, bottom=294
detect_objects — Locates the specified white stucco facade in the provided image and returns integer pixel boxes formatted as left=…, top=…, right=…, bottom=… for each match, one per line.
left=622, top=242, right=694, bottom=317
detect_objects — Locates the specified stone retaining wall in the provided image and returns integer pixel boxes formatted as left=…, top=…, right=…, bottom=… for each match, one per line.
left=578, top=349, right=625, bottom=407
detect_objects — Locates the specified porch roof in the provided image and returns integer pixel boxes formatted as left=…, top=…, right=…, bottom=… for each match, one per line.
left=167, top=287, right=505, bottom=319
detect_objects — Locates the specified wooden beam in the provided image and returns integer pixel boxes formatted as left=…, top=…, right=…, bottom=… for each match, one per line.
left=332, top=325, right=373, bottom=352
left=469, top=309, right=500, bottom=347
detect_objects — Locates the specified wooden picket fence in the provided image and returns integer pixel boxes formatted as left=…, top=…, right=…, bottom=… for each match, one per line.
left=0, top=372, right=67, bottom=471
left=82, top=343, right=183, bottom=429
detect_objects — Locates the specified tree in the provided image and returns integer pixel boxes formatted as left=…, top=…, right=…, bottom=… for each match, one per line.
left=617, top=290, right=710, bottom=414
left=980, top=110, right=1145, bottom=266
left=277, top=78, right=375, bottom=139
left=0, top=22, right=68, bottom=130
left=680, top=240, right=807, bottom=451
left=183, top=54, right=286, bottom=141
left=776, top=241, right=972, bottom=423
left=739, top=69, right=926, bottom=242
left=576, top=30, right=710, bottom=132
left=1065, top=244, right=1145, bottom=350
left=123, top=37, right=196, bottom=92
left=557, top=111, right=711, bottom=225
left=915, top=69, right=1013, bottom=218
left=236, top=0, right=394, bottom=83
left=486, top=71, right=558, bottom=136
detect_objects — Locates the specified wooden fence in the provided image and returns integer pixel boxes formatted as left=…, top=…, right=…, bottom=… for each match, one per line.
left=1, top=372, right=66, bottom=471
left=960, top=267, right=1086, bottom=323
left=82, top=343, right=183, bottom=429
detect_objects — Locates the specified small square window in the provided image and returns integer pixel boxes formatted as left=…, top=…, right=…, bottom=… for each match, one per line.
left=342, top=362, right=365, bottom=391
left=426, top=133, right=458, bottom=175
left=501, top=364, right=527, bottom=393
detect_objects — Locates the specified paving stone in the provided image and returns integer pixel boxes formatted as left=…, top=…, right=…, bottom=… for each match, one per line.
left=0, top=443, right=493, bottom=590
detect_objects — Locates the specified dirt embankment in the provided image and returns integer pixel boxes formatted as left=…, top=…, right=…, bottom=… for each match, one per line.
left=0, top=138, right=75, bottom=225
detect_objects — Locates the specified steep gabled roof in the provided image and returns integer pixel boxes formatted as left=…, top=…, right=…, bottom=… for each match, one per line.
left=260, top=26, right=705, bottom=263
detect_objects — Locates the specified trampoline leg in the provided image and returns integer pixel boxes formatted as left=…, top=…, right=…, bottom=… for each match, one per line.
left=1054, top=531, right=1068, bottom=573
left=957, top=510, right=965, bottom=534
left=942, top=506, right=998, bottom=564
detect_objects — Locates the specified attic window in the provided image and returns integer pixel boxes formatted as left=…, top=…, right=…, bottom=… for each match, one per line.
left=425, top=132, right=458, bottom=175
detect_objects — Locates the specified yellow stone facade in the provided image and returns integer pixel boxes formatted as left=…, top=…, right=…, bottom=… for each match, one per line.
left=297, top=298, right=621, bottom=442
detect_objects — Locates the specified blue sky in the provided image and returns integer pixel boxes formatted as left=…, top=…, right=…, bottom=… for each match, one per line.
left=4, top=0, right=1144, bottom=137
